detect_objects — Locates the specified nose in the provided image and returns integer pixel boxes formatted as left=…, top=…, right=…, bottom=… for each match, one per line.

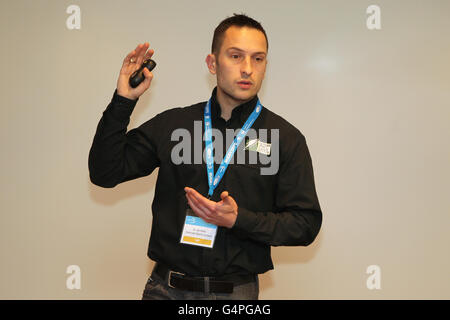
left=241, top=56, right=253, bottom=77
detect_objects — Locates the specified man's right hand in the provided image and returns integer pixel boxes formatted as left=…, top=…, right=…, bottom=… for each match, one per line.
left=117, top=42, right=154, bottom=101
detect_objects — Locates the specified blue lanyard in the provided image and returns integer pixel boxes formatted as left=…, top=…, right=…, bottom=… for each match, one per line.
left=204, top=98, right=262, bottom=198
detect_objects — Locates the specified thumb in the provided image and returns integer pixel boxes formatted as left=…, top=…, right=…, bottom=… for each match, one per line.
left=220, top=191, right=229, bottom=200
left=141, top=67, right=153, bottom=88
left=220, top=191, right=237, bottom=208
left=142, top=67, right=153, bottom=80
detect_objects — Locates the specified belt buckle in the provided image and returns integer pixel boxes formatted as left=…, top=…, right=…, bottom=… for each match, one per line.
left=168, top=270, right=185, bottom=289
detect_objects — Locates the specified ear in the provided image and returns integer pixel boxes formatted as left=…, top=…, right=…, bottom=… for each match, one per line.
left=205, top=54, right=217, bottom=75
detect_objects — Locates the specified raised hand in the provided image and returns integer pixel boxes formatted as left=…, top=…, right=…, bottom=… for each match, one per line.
left=117, top=42, right=155, bottom=100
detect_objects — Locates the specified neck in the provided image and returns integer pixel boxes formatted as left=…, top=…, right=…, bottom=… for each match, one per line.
left=216, top=87, right=252, bottom=121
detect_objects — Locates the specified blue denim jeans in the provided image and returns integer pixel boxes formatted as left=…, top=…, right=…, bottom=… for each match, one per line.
left=141, top=271, right=259, bottom=300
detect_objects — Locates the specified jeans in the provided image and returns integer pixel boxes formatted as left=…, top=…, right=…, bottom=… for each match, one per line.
left=141, top=271, right=259, bottom=300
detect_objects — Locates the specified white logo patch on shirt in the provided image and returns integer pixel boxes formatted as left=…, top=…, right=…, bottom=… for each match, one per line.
left=244, top=138, right=271, bottom=155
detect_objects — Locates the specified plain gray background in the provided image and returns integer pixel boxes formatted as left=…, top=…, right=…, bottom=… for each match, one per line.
left=0, top=0, right=449, bottom=299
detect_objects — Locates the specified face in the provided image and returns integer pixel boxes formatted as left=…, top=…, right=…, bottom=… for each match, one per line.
left=206, top=26, right=268, bottom=105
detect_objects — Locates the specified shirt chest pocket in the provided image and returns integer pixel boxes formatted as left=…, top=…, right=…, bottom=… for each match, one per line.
left=226, top=163, right=277, bottom=211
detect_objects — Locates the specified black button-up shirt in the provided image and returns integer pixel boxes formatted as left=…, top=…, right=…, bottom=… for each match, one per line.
left=89, top=87, right=322, bottom=277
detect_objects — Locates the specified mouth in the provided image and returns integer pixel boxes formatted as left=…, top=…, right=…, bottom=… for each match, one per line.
left=237, top=80, right=253, bottom=89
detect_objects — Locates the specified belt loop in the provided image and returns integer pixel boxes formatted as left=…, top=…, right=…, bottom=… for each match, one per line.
left=204, top=277, right=210, bottom=294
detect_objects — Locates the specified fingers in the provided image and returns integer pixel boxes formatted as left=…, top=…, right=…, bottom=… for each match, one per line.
left=136, top=42, right=150, bottom=66
left=123, top=43, right=153, bottom=68
left=186, top=194, right=213, bottom=223
left=184, top=187, right=216, bottom=221
left=184, top=187, right=238, bottom=228
left=185, top=191, right=213, bottom=215
left=184, top=187, right=236, bottom=212
left=122, top=49, right=136, bottom=67
left=184, top=187, right=216, bottom=212
left=143, top=49, right=155, bottom=61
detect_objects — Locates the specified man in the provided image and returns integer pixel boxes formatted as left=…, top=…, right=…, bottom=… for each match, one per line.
left=89, top=14, right=322, bottom=300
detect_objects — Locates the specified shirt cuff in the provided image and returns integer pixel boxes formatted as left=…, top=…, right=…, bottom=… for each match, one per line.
left=107, top=89, right=139, bottom=120
left=232, top=206, right=257, bottom=235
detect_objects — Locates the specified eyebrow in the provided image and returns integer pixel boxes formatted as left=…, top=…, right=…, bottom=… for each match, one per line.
left=226, top=47, right=267, bottom=55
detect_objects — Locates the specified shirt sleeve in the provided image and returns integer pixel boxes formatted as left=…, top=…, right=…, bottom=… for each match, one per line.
left=88, top=90, right=161, bottom=188
left=231, top=133, right=322, bottom=247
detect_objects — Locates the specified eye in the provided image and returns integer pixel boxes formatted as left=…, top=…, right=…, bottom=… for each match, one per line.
left=231, top=54, right=240, bottom=59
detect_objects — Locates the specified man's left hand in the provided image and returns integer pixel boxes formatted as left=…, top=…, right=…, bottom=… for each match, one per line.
left=184, top=187, right=238, bottom=228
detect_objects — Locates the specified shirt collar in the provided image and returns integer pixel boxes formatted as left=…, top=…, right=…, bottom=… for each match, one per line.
left=210, top=87, right=260, bottom=123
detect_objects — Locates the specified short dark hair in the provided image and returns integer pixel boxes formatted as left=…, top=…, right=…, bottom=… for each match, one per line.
left=211, top=14, right=268, bottom=55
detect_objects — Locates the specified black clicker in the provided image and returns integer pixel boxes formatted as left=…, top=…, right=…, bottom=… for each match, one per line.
left=129, top=59, right=157, bottom=88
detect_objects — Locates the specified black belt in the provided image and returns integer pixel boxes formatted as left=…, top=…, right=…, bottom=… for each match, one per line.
left=152, top=263, right=256, bottom=294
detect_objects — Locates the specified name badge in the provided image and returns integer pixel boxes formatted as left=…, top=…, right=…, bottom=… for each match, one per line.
left=180, top=208, right=217, bottom=248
